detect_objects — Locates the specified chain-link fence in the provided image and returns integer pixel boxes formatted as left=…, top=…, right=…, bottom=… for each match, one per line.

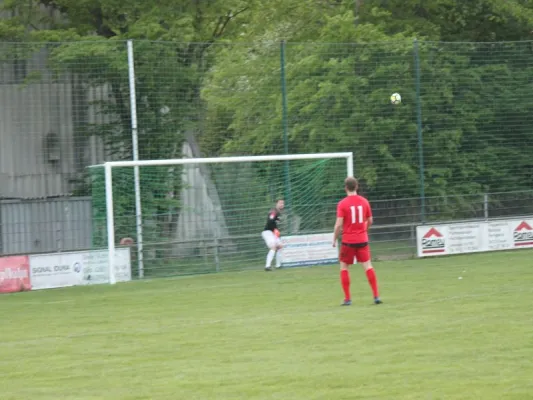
left=1, top=40, right=532, bottom=270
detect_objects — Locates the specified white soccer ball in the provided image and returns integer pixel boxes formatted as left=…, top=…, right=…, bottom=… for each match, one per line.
left=390, top=92, right=402, bottom=105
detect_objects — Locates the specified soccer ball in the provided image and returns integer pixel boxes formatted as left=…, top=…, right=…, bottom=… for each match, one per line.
left=390, top=92, right=401, bottom=105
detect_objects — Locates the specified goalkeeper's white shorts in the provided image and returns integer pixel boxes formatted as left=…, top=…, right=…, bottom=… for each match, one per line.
left=262, top=230, right=281, bottom=249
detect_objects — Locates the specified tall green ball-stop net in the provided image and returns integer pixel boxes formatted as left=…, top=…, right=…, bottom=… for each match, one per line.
left=90, top=153, right=352, bottom=279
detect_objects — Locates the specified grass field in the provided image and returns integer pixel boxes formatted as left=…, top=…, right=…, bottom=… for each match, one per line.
left=2, top=250, right=533, bottom=399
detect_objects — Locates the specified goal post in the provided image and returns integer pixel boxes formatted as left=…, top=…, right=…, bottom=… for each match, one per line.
left=91, top=152, right=353, bottom=284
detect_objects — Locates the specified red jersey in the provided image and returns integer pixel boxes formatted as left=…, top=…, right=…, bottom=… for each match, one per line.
left=336, top=195, right=372, bottom=244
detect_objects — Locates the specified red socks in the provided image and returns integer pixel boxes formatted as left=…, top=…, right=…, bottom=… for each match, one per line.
left=340, top=269, right=350, bottom=301
left=341, top=268, right=379, bottom=301
left=365, top=267, right=379, bottom=298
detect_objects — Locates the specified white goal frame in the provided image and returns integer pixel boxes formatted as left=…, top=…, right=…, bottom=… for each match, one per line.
left=101, top=152, right=353, bottom=284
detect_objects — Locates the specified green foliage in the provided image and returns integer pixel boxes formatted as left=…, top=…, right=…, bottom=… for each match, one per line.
left=0, top=0, right=257, bottom=245
left=201, top=9, right=533, bottom=213
left=202, top=21, right=418, bottom=200
left=90, top=165, right=182, bottom=247
left=360, top=0, right=533, bottom=41
left=1, top=0, right=257, bottom=161
left=2, top=0, right=533, bottom=226
left=208, top=158, right=348, bottom=237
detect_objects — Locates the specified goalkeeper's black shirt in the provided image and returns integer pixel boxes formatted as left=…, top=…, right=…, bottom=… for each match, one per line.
left=264, top=208, right=281, bottom=231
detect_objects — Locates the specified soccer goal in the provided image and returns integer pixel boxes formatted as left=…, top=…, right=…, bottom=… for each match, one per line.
left=90, top=152, right=353, bottom=283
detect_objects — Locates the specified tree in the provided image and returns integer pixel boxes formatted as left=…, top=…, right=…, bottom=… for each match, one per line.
left=0, top=0, right=258, bottom=248
left=2, top=0, right=533, bottom=225
left=0, top=0, right=256, bottom=159
left=201, top=2, right=533, bottom=221
left=358, top=0, right=533, bottom=41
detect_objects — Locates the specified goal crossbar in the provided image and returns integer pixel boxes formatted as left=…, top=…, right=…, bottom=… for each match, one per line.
left=99, top=152, right=353, bottom=284
left=99, top=152, right=354, bottom=170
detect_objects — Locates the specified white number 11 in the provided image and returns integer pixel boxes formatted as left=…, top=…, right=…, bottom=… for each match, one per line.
left=350, top=205, right=364, bottom=224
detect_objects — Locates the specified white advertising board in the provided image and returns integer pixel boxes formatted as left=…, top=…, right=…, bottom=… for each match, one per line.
left=416, top=217, right=533, bottom=257
left=29, top=248, right=131, bottom=290
left=281, top=233, right=338, bottom=267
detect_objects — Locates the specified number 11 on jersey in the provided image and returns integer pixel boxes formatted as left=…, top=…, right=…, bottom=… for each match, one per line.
left=350, top=205, right=363, bottom=224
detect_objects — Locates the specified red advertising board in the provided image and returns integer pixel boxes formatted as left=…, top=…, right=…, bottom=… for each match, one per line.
left=0, top=256, right=31, bottom=293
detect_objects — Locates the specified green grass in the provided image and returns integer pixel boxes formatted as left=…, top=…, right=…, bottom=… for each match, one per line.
left=2, top=250, right=533, bottom=399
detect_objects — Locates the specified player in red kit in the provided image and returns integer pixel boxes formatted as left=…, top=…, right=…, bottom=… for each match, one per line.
left=332, top=177, right=382, bottom=306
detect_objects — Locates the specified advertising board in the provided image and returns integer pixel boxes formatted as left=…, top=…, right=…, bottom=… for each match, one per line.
left=0, top=256, right=31, bottom=293
left=416, top=218, right=533, bottom=257
left=29, top=248, right=131, bottom=290
left=281, top=233, right=338, bottom=267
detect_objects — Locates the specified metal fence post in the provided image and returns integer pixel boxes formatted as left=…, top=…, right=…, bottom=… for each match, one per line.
left=413, top=39, right=425, bottom=223
left=127, top=39, right=144, bottom=279
left=484, top=193, right=489, bottom=220
left=280, top=40, right=292, bottom=233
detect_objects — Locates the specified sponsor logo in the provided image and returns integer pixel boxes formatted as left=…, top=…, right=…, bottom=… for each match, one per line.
left=32, top=265, right=71, bottom=274
left=0, top=256, right=31, bottom=293
left=0, top=267, right=29, bottom=280
left=421, top=227, right=445, bottom=254
left=73, top=262, right=82, bottom=273
left=513, top=221, right=533, bottom=247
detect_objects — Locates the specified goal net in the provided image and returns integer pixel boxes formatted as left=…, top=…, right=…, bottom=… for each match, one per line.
left=90, top=153, right=353, bottom=282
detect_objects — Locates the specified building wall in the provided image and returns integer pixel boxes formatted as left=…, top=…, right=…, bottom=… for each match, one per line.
left=0, top=197, right=93, bottom=255
left=0, top=79, right=109, bottom=199
left=0, top=83, right=74, bottom=197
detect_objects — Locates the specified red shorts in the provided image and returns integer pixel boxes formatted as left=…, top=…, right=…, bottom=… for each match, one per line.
left=339, top=243, right=371, bottom=264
